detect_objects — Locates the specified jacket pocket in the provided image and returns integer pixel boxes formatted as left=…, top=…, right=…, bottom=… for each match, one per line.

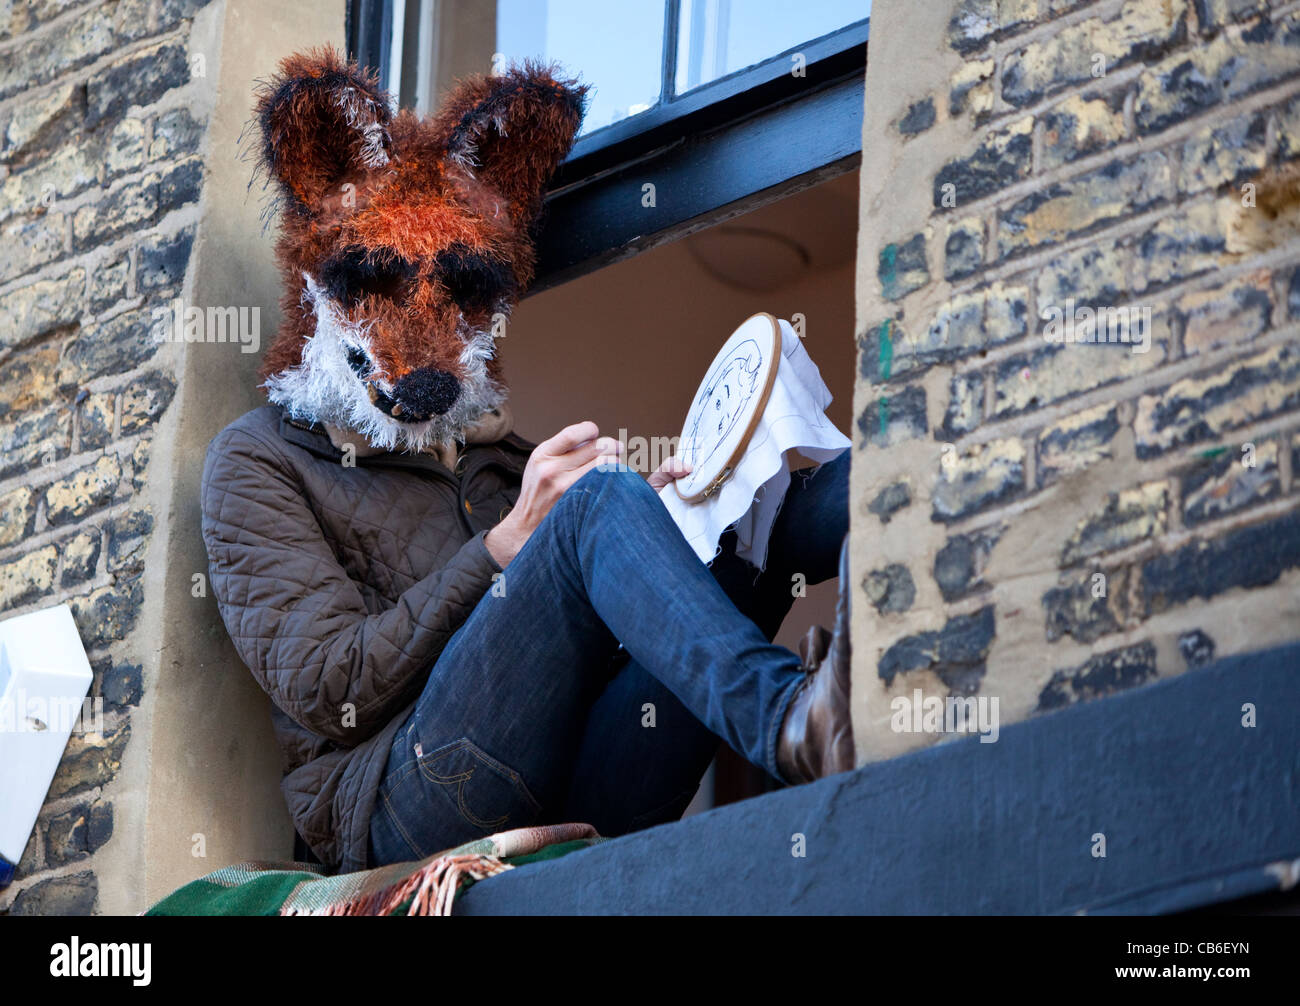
left=416, top=737, right=542, bottom=833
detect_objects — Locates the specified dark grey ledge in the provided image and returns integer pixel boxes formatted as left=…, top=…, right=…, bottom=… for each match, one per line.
left=456, top=642, right=1300, bottom=915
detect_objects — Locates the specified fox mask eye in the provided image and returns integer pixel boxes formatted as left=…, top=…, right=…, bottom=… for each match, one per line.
left=433, top=245, right=518, bottom=315
left=319, top=247, right=418, bottom=308
left=317, top=244, right=518, bottom=317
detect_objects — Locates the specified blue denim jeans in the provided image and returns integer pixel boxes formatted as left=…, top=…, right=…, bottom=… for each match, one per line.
left=367, top=451, right=849, bottom=866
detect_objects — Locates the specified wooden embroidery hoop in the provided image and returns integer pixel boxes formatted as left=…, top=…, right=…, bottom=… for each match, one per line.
left=674, top=312, right=783, bottom=505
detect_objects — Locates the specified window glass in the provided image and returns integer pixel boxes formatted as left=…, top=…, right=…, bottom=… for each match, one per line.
left=675, top=0, right=870, bottom=93
left=496, top=0, right=666, bottom=135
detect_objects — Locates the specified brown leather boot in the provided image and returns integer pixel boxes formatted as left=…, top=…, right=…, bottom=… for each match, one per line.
left=776, top=535, right=854, bottom=784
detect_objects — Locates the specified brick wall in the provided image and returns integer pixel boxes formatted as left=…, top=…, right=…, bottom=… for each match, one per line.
left=0, top=0, right=214, bottom=914
left=851, top=0, right=1300, bottom=758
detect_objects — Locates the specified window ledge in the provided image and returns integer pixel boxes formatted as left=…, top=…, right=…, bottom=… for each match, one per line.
left=456, top=641, right=1300, bottom=915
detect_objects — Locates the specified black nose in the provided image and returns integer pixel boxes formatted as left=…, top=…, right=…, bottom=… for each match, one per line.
left=392, top=367, right=460, bottom=418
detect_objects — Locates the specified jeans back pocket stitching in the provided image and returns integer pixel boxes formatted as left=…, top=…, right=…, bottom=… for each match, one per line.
left=454, top=777, right=510, bottom=831
left=417, top=738, right=537, bottom=830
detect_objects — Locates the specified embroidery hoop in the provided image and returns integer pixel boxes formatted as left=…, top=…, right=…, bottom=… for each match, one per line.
left=674, top=312, right=783, bottom=505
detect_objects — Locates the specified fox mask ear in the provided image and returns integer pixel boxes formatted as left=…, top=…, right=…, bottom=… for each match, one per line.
left=432, top=62, right=589, bottom=228
left=254, top=47, right=392, bottom=213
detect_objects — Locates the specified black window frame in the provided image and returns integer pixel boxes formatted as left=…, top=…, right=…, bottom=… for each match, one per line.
left=347, top=0, right=868, bottom=290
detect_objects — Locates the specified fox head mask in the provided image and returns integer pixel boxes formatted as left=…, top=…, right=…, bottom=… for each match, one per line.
left=253, top=48, right=586, bottom=451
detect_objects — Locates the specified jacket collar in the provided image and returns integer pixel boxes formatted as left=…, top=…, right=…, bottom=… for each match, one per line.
left=274, top=407, right=532, bottom=478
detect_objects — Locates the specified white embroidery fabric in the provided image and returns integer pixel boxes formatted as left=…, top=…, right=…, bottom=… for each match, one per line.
left=659, top=319, right=850, bottom=569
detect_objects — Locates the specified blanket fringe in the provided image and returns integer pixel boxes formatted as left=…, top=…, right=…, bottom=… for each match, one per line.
left=286, top=854, right=513, bottom=917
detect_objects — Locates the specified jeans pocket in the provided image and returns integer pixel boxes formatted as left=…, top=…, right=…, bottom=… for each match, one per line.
left=416, top=737, right=542, bottom=834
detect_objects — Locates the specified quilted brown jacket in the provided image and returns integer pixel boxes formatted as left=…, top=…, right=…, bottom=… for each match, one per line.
left=199, top=405, right=531, bottom=872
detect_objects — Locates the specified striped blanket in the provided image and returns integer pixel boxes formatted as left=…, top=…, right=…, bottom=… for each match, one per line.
left=146, top=823, right=602, bottom=916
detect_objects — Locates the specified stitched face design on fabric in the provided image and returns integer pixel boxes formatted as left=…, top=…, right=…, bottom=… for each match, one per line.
left=683, top=338, right=763, bottom=472
left=253, top=48, right=587, bottom=451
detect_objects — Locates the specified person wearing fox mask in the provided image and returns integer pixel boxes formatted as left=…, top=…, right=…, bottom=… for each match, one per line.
left=200, top=48, right=853, bottom=873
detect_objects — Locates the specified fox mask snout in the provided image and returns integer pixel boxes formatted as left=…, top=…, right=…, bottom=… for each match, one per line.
left=253, top=48, right=586, bottom=451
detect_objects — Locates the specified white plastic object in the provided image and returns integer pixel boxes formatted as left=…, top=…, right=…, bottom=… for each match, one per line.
left=0, top=604, right=96, bottom=866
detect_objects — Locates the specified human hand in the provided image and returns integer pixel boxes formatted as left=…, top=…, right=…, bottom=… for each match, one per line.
left=485, top=420, right=623, bottom=566
left=647, top=455, right=693, bottom=491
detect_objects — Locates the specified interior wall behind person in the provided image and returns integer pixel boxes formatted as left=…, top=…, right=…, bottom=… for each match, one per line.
left=0, top=0, right=346, bottom=916
left=851, top=0, right=1300, bottom=762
